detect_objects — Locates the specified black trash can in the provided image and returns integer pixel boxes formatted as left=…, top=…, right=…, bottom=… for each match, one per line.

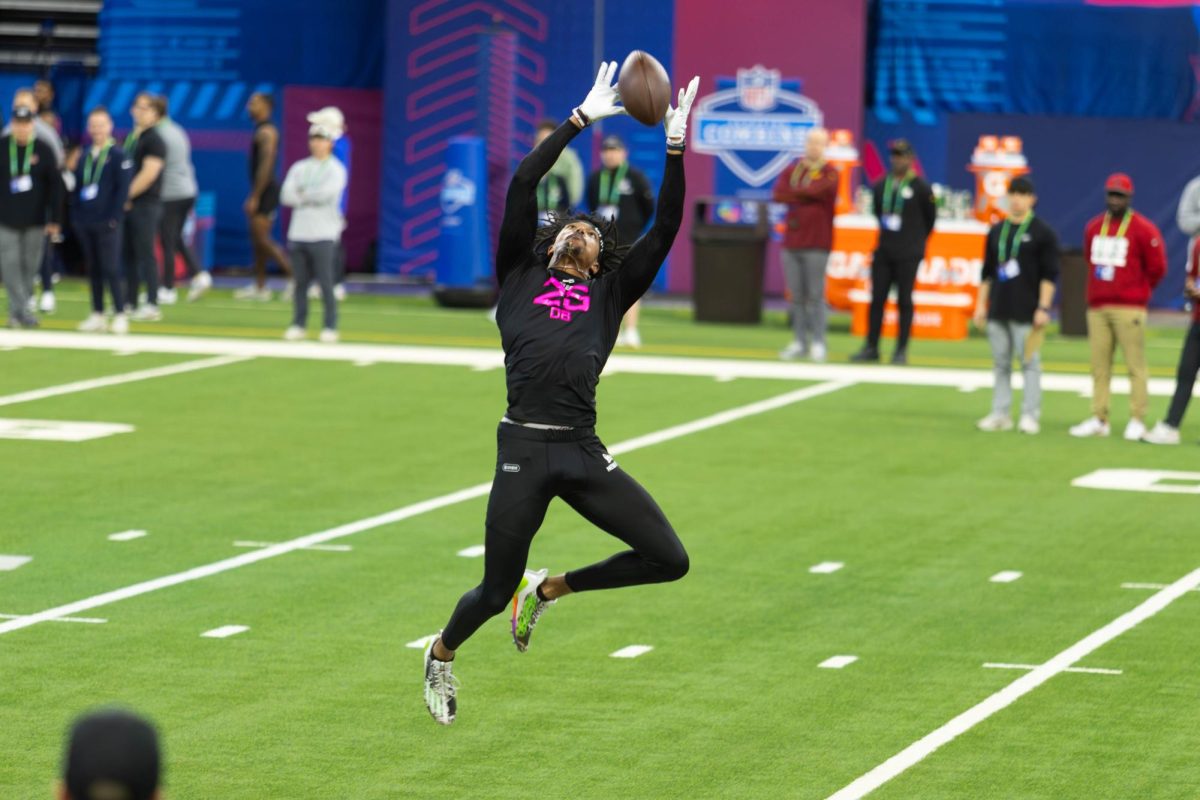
left=1059, top=248, right=1088, bottom=337
left=691, top=198, right=769, bottom=323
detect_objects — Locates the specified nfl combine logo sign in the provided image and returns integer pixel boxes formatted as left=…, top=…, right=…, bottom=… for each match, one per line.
left=691, top=65, right=823, bottom=190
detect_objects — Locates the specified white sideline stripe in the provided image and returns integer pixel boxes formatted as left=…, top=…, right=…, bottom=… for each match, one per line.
left=809, top=561, right=844, bottom=574
left=0, top=354, right=251, bottom=408
left=0, top=381, right=851, bottom=637
left=825, top=566, right=1200, bottom=800
left=232, top=540, right=352, bottom=553
left=108, top=530, right=147, bottom=542
left=0, top=555, right=32, bottom=571
left=457, top=545, right=486, bottom=558
left=1, top=329, right=1194, bottom=398
left=983, top=662, right=1122, bottom=676
left=405, top=634, right=439, bottom=650
left=1121, top=582, right=1200, bottom=592
left=0, top=613, right=106, bottom=624
left=201, top=625, right=248, bottom=639
left=819, top=655, right=858, bottom=669
left=990, top=571, right=1022, bottom=583
left=0, top=418, right=134, bottom=441
left=610, top=645, right=653, bottom=659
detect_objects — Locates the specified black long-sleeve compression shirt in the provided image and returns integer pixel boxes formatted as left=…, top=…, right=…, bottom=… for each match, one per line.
left=493, top=120, right=685, bottom=427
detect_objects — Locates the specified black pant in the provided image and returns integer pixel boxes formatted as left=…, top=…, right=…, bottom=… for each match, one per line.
left=440, top=423, right=689, bottom=651
left=77, top=221, right=124, bottom=313
left=159, top=197, right=200, bottom=289
left=1166, top=322, right=1200, bottom=428
left=867, top=251, right=921, bottom=351
left=123, top=200, right=162, bottom=308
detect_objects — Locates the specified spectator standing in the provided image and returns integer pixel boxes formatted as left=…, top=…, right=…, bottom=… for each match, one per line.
left=153, top=96, right=208, bottom=303
left=121, top=92, right=167, bottom=321
left=1142, top=236, right=1200, bottom=445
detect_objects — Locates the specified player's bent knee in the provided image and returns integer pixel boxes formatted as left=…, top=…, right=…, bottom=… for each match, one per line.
left=657, top=548, right=689, bottom=582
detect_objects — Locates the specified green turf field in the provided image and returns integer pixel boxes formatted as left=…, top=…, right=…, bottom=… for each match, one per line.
left=1, top=282, right=1197, bottom=799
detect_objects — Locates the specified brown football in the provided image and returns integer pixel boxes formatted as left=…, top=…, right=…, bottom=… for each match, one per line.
left=617, top=50, right=671, bottom=126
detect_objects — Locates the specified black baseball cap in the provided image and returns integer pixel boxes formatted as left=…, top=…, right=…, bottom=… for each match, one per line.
left=1008, top=176, right=1036, bottom=195
left=600, top=135, right=625, bottom=150
left=888, top=138, right=914, bottom=156
left=64, top=709, right=161, bottom=800
left=10, top=106, right=34, bottom=122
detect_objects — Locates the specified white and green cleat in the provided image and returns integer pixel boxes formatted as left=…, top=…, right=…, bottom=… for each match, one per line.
left=511, top=568, right=554, bottom=653
left=422, top=634, right=458, bottom=725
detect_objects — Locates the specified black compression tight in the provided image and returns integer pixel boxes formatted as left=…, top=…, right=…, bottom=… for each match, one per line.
left=439, top=424, right=689, bottom=651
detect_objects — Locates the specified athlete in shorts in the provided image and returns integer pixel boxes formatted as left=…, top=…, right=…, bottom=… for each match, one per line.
left=423, top=63, right=700, bottom=725
left=237, top=92, right=291, bottom=300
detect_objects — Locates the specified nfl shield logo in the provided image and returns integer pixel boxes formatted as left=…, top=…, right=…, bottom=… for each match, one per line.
left=737, top=65, right=780, bottom=111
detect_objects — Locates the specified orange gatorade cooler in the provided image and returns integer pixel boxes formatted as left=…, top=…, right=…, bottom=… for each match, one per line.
left=825, top=129, right=860, bottom=217
left=968, top=135, right=1029, bottom=225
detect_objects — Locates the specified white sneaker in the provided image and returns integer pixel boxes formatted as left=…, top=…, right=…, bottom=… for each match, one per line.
left=1142, top=421, right=1181, bottom=445
left=234, top=283, right=271, bottom=301
left=77, top=313, right=106, bottom=332
left=333, top=283, right=346, bottom=301
left=110, top=313, right=129, bottom=335
left=1018, top=414, right=1040, bottom=435
left=157, top=288, right=178, bottom=305
left=38, top=291, right=56, bottom=314
left=26, top=296, right=36, bottom=314
left=1123, top=418, right=1148, bottom=442
left=1069, top=417, right=1110, bottom=438
left=187, top=271, right=212, bottom=302
left=977, top=413, right=1014, bottom=432
left=283, top=325, right=305, bottom=341
left=511, top=568, right=554, bottom=652
left=318, top=328, right=338, bottom=344
left=422, top=635, right=458, bottom=726
left=131, top=305, right=162, bottom=322
left=779, top=341, right=806, bottom=360
left=281, top=281, right=295, bottom=302
left=307, top=283, right=320, bottom=300
left=137, top=291, right=148, bottom=306
left=810, top=342, right=827, bottom=363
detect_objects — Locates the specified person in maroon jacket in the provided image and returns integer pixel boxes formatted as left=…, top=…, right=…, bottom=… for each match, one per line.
left=1143, top=235, right=1200, bottom=444
left=772, top=127, right=838, bottom=361
left=1070, top=173, right=1166, bottom=440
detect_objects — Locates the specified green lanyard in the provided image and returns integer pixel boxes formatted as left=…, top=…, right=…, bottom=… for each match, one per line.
left=83, top=141, right=113, bottom=186
left=123, top=129, right=141, bottom=153
left=1100, top=211, right=1132, bottom=239
left=598, top=163, right=628, bottom=207
left=790, top=160, right=823, bottom=188
left=537, top=177, right=561, bottom=211
left=9, top=137, right=34, bottom=177
left=883, top=172, right=907, bottom=215
left=998, top=213, right=1034, bottom=263
left=882, top=172, right=913, bottom=216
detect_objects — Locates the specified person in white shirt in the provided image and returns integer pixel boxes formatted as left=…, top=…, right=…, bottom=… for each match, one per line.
left=280, top=123, right=347, bottom=343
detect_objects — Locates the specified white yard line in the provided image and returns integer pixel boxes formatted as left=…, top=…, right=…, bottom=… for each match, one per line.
left=610, top=645, right=654, bottom=659
left=982, top=662, right=1122, bottom=676
left=0, top=613, right=106, bottom=624
left=0, top=381, right=852, bottom=637
left=0, top=329, right=1191, bottom=397
left=0, top=354, right=252, bottom=408
left=825, top=566, right=1200, bottom=800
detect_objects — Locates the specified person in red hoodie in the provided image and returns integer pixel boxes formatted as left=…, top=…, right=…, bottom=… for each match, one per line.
left=772, top=127, right=837, bottom=361
left=1142, top=236, right=1200, bottom=444
left=1070, top=173, right=1166, bottom=440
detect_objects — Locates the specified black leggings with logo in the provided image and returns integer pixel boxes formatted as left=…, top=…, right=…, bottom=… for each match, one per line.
left=439, top=423, right=689, bottom=651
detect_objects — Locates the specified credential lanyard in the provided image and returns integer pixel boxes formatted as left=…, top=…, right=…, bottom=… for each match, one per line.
left=9, top=137, right=34, bottom=177
left=1100, top=211, right=1132, bottom=239
left=83, top=141, right=113, bottom=186
left=998, top=213, right=1034, bottom=263
left=882, top=172, right=913, bottom=217
left=598, top=163, right=628, bottom=207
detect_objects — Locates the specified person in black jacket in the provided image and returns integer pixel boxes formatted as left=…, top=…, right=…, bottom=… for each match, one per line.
left=586, top=136, right=656, bottom=348
left=421, top=64, right=699, bottom=726
left=121, top=93, right=167, bottom=321
left=972, top=177, right=1060, bottom=434
left=0, top=107, right=61, bottom=328
left=851, top=139, right=937, bottom=364
left=73, top=107, right=133, bottom=334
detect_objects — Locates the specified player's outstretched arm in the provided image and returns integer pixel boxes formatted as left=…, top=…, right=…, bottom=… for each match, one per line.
left=495, top=62, right=625, bottom=284
left=618, top=76, right=699, bottom=306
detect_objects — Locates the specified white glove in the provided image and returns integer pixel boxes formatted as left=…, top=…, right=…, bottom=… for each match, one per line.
left=663, top=76, right=700, bottom=147
left=575, top=61, right=626, bottom=125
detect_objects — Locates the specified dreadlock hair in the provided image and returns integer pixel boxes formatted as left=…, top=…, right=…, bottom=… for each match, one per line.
left=532, top=210, right=629, bottom=276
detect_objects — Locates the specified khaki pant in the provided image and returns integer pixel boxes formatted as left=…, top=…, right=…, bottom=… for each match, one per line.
left=1087, top=306, right=1148, bottom=421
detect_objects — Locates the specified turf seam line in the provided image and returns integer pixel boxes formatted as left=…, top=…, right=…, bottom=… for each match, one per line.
left=0, top=381, right=852, bottom=638
left=825, top=566, right=1200, bottom=800
left=0, top=354, right=252, bottom=408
